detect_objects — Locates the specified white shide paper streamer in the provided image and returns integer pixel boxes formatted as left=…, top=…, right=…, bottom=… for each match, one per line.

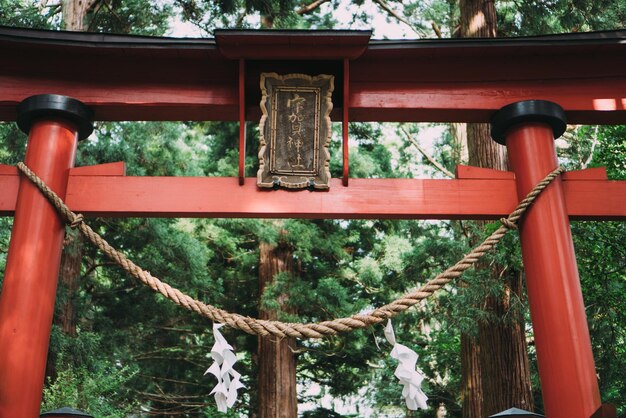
left=384, top=319, right=428, bottom=410
left=205, top=323, right=245, bottom=412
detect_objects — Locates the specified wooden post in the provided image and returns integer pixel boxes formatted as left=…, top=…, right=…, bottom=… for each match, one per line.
left=238, top=58, right=246, bottom=185
left=491, top=100, right=601, bottom=418
left=0, top=95, right=92, bottom=416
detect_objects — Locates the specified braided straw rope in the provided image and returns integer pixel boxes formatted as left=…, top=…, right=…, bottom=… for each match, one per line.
left=17, top=162, right=563, bottom=339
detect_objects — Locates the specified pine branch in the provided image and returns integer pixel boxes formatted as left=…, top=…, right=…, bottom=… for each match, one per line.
left=369, top=0, right=427, bottom=38
left=80, top=261, right=116, bottom=280
left=136, top=373, right=202, bottom=387
left=431, top=21, right=443, bottom=38
left=400, top=125, right=455, bottom=178
left=86, top=0, right=106, bottom=31
left=581, top=125, right=599, bottom=169
left=297, top=0, right=331, bottom=15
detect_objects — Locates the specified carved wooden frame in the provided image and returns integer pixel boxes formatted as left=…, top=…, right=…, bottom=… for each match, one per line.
left=257, top=72, right=334, bottom=189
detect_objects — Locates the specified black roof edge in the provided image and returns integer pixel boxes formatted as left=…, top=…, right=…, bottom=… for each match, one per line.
left=0, top=25, right=216, bottom=49
left=1, top=24, right=624, bottom=50
left=369, top=29, right=626, bottom=48
left=214, top=29, right=372, bottom=36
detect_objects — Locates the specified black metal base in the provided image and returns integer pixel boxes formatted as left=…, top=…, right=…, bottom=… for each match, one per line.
left=490, top=100, right=567, bottom=145
left=17, top=94, right=94, bottom=141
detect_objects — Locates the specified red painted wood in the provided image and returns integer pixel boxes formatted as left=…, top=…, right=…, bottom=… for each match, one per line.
left=239, top=59, right=246, bottom=185
left=455, top=165, right=515, bottom=179
left=0, top=170, right=19, bottom=212
left=505, top=122, right=601, bottom=418
left=0, top=74, right=239, bottom=122
left=59, top=177, right=516, bottom=219
left=0, top=164, right=17, bottom=175
left=69, top=161, right=126, bottom=176
left=0, top=119, right=79, bottom=417
left=358, top=42, right=625, bottom=76
left=1, top=75, right=622, bottom=123
left=562, top=167, right=608, bottom=180
left=343, top=58, right=350, bottom=187
left=215, top=31, right=370, bottom=60
left=1, top=38, right=625, bottom=123
left=349, top=77, right=626, bottom=123
left=455, top=166, right=610, bottom=181
left=1, top=173, right=624, bottom=220
left=562, top=180, right=626, bottom=219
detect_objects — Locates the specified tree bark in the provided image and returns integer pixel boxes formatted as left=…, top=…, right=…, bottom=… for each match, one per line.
left=258, top=242, right=298, bottom=418
left=461, top=334, right=483, bottom=418
left=45, top=0, right=94, bottom=384
left=57, top=229, right=83, bottom=337
left=45, top=229, right=83, bottom=382
left=478, top=271, right=534, bottom=414
left=451, top=123, right=468, bottom=165
left=62, top=0, right=97, bottom=31
left=460, top=1, right=534, bottom=416
left=460, top=0, right=496, bottom=38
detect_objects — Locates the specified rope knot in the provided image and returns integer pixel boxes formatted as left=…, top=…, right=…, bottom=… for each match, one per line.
left=500, top=218, right=518, bottom=230
left=70, top=213, right=84, bottom=228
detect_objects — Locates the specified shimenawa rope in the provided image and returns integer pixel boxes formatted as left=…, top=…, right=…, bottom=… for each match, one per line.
left=16, top=162, right=564, bottom=339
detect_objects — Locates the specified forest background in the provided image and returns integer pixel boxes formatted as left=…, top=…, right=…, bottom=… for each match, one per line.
left=0, top=0, right=624, bottom=417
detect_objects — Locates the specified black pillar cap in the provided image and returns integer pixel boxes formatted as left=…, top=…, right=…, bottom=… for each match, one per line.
left=490, top=100, right=567, bottom=145
left=17, top=94, right=94, bottom=141
left=40, top=407, right=94, bottom=417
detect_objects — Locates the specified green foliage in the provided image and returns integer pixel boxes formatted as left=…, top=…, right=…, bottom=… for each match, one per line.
left=573, top=221, right=626, bottom=413
left=593, top=126, right=626, bottom=178
left=301, top=407, right=349, bottom=417
left=85, top=0, right=173, bottom=35
left=561, top=125, right=626, bottom=413
left=498, top=0, right=626, bottom=36
left=176, top=0, right=319, bottom=30
left=0, top=0, right=56, bottom=29
left=41, top=363, right=138, bottom=417
left=42, top=328, right=139, bottom=417
left=1, top=1, right=625, bottom=416
left=0, top=123, right=27, bottom=164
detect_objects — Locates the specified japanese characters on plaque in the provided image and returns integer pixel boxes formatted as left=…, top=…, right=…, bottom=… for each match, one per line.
left=257, top=73, right=334, bottom=189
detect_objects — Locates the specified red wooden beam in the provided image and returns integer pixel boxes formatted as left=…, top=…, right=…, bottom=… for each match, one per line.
left=1, top=27, right=625, bottom=123
left=1, top=74, right=623, bottom=124
left=349, top=77, right=626, bottom=123
left=1, top=171, right=624, bottom=220
left=69, top=161, right=126, bottom=176
left=0, top=168, right=19, bottom=213
left=342, top=58, right=350, bottom=186
left=0, top=74, right=239, bottom=121
left=214, top=30, right=371, bottom=60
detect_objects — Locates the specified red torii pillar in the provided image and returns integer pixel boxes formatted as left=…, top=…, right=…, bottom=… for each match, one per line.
left=491, top=100, right=601, bottom=418
left=0, top=95, right=93, bottom=417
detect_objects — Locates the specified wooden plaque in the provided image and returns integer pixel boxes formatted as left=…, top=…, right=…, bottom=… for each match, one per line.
left=257, top=73, right=334, bottom=189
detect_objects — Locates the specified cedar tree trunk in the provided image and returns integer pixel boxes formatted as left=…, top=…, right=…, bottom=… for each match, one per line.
left=45, top=0, right=94, bottom=383
left=62, top=0, right=97, bottom=31
left=258, top=242, right=298, bottom=418
left=460, top=2, right=534, bottom=416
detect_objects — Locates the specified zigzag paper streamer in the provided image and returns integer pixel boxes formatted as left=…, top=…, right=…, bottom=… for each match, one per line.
left=205, top=323, right=245, bottom=412
left=384, top=319, right=428, bottom=410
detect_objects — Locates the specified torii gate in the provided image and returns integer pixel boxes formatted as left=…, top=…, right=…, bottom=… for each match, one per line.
left=0, top=26, right=625, bottom=418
